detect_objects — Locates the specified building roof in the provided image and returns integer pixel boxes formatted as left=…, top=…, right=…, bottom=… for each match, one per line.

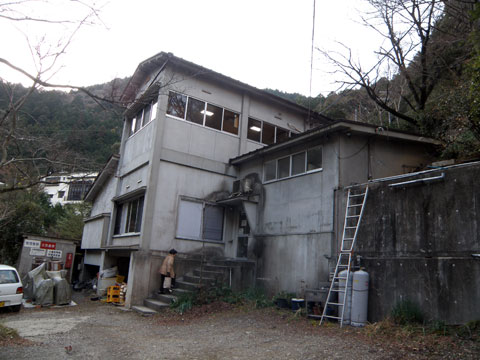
left=230, top=120, right=441, bottom=165
left=84, top=154, right=120, bottom=202
left=120, top=51, right=332, bottom=126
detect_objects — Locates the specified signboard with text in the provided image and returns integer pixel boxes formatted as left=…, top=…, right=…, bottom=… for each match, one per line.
left=46, top=249, right=62, bottom=258
left=40, top=241, right=56, bottom=250
left=24, top=240, right=41, bottom=248
left=29, top=248, right=46, bottom=256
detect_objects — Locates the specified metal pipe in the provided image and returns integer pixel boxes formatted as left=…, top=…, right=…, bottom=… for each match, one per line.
left=388, top=173, right=444, bottom=188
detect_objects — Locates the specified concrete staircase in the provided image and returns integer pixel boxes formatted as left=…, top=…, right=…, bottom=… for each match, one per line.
left=133, top=261, right=232, bottom=315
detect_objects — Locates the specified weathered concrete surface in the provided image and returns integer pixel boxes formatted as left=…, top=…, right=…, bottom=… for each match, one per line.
left=352, top=162, right=480, bottom=324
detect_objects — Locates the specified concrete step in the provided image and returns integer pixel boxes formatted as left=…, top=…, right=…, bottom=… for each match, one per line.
left=182, top=274, right=216, bottom=285
left=153, top=292, right=177, bottom=304
left=175, top=280, right=204, bottom=292
left=172, top=287, right=192, bottom=297
left=132, top=305, right=157, bottom=316
left=202, top=264, right=231, bottom=271
left=193, top=269, right=225, bottom=279
left=143, top=298, right=170, bottom=312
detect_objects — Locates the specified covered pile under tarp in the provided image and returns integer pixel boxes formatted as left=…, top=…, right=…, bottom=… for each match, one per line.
left=23, top=263, right=72, bottom=306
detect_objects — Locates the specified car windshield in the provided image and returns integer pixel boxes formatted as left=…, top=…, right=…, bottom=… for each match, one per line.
left=0, top=270, right=19, bottom=284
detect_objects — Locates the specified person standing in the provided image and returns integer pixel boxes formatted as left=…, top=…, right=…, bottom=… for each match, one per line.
left=158, top=249, right=177, bottom=294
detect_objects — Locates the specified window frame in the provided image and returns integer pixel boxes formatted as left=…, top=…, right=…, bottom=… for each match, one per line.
left=247, top=117, right=291, bottom=145
left=128, top=98, right=159, bottom=137
left=175, top=197, right=225, bottom=243
left=113, top=195, right=145, bottom=236
left=263, top=146, right=323, bottom=183
left=166, top=91, right=240, bottom=137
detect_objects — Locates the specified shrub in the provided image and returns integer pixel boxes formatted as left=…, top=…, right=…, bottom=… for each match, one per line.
left=390, top=299, right=424, bottom=325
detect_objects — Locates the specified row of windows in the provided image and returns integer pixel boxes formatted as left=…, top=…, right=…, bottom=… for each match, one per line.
left=129, top=99, right=158, bottom=136
left=113, top=196, right=145, bottom=235
left=264, top=146, right=323, bottom=182
left=167, top=91, right=240, bottom=136
left=247, top=118, right=291, bottom=145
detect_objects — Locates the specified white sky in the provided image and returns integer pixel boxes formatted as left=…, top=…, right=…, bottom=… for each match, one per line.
left=0, top=0, right=380, bottom=97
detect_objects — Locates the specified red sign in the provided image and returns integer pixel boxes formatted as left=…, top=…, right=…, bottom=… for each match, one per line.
left=40, top=241, right=56, bottom=250
left=65, top=253, right=73, bottom=269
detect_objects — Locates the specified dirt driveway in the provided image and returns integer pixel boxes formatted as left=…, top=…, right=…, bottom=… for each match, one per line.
left=0, top=291, right=477, bottom=360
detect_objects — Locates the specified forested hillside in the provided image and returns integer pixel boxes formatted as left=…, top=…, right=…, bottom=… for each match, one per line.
left=0, top=78, right=127, bottom=170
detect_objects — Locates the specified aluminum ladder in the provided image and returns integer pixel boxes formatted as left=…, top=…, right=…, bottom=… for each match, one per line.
left=320, top=185, right=368, bottom=327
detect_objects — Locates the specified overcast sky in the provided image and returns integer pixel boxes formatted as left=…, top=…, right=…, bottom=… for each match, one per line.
left=1, top=0, right=379, bottom=97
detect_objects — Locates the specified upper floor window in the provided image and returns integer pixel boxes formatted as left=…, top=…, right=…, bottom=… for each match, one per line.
left=263, top=146, right=322, bottom=182
left=166, top=91, right=240, bottom=136
left=247, top=117, right=291, bottom=145
left=129, top=98, right=158, bottom=136
left=176, top=198, right=224, bottom=242
left=67, top=180, right=93, bottom=201
left=113, top=195, right=145, bottom=235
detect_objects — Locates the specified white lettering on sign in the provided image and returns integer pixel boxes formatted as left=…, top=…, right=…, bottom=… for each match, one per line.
left=47, top=250, right=62, bottom=259
left=29, top=248, right=46, bottom=256
left=24, top=240, right=41, bottom=248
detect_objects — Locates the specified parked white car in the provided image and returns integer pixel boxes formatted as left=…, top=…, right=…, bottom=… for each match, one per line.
left=0, top=265, right=23, bottom=312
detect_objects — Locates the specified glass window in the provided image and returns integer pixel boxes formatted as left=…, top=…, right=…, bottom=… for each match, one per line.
left=176, top=199, right=203, bottom=239
left=142, top=104, right=151, bottom=126
left=307, top=147, right=322, bottom=171
left=203, top=204, right=224, bottom=241
left=167, top=92, right=187, bottom=119
left=277, top=157, right=290, bottom=179
left=114, top=203, right=123, bottom=235
left=247, top=118, right=261, bottom=142
left=0, top=270, right=19, bottom=284
left=176, top=199, right=225, bottom=241
left=264, top=160, right=277, bottom=182
left=67, top=181, right=92, bottom=201
left=129, top=117, right=136, bottom=136
left=223, top=110, right=239, bottom=135
left=204, top=103, right=223, bottom=131
left=150, top=99, right=158, bottom=121
left=186, top=97, right=206, bottom=125
left=292, top=152, right=306, bottom=175
left=262, top=122, right=275, bottom=145
left=125, top=196, right=144, bottom=233
left=276, top=127, right=289, bottom=143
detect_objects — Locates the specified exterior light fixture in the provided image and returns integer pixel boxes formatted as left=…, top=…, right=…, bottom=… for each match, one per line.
left=250, top=126, right=261, bottom=132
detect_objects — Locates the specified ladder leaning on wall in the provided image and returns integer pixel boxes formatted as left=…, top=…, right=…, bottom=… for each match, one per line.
left=320, top=185, right=369, bottom=327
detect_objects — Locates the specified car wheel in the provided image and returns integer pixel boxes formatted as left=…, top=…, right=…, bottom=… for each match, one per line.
left=11, top=304, right=21, bottom=312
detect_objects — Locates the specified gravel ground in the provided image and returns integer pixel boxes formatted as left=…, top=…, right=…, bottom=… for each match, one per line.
left=0, top=291, right=477, bottom=360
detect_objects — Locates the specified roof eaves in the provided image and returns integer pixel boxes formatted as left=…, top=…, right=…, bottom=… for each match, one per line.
left=230, top=121, right=440, bottom=165
left=84, top=154, right=119, bottom=202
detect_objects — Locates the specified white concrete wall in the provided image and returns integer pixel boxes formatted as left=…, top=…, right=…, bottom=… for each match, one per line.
left=162, top=117, right=240, bottom=164
left=82, top=175, right=117, bottom=249
left=120, top=119, right=155, bottom=175
left=149, top=161, right=232, bottom=253
left=82, top=217, right=109, bottom=249
left=236, top=138, right=340, bottom=294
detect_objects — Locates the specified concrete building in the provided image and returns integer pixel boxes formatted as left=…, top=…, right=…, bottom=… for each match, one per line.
left=81, top=52, right=438, bottom=308
left=42, top=172, right=97, bottom=206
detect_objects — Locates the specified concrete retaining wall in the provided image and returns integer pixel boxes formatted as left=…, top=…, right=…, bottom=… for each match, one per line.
left=352, top=162, right=480, bottom=324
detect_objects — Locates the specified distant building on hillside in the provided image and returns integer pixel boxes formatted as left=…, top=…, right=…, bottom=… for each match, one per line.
left=42, top=173, right=97, bottom=206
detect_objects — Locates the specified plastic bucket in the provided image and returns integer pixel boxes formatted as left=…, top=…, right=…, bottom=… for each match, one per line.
left=291, top=298, right=305, bottom=311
